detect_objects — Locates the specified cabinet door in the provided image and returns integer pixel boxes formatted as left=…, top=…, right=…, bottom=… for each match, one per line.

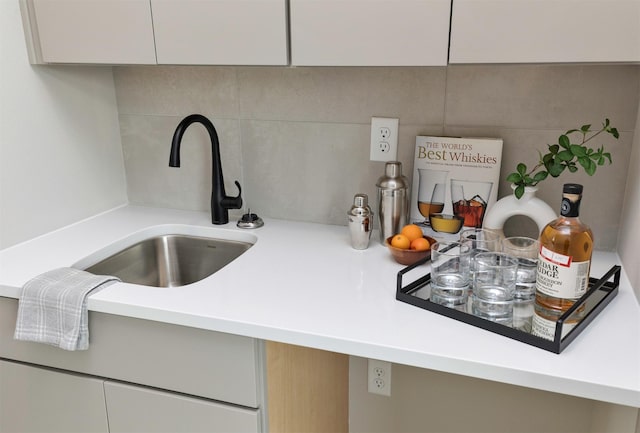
left=104, top=381, right=261, bottom=433
left=0, top=360, right=109, bottom=433
left=290, top=0, right=451, bottom=66
left=450, top=0, right=640, bottom=63
left=151, top=0, right=288, bottom=65
left=30, top=0, right=156, bottom=64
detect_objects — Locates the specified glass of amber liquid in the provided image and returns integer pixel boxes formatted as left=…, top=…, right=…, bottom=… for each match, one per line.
left=417, top=169, right=447, bottom=225
left=451, top=179, right=493, bottom=228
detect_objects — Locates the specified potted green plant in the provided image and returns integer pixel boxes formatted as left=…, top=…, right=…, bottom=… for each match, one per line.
left=483, top=119, right=618, bottom=236
left=507, top=119, right=618, bottom=199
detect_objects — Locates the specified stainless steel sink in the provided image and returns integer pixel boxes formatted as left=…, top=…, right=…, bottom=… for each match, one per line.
left=82, top=234, right=253, bottom=287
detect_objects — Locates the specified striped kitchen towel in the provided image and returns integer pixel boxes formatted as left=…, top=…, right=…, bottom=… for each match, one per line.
left=14, top=267, right=120, bottom=351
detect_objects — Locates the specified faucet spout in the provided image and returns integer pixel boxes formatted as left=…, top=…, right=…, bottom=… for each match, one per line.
left=169, top=114, right=242, bottom=224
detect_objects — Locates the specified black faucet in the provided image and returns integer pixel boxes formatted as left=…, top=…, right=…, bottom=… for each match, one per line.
left=169, top=114, right=242, bottom=225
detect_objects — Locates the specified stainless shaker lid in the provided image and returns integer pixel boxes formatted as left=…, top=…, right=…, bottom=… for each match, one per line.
left=349, top=193, right=372, bottom=216
left=354, top=193, right=368, bottom=208
left=376, top=161, right=409, bottom=190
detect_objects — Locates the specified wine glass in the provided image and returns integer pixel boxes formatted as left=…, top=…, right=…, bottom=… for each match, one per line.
left=417, top=169, right=447, bottom=225
left=418, top=183, right=445, bottom=219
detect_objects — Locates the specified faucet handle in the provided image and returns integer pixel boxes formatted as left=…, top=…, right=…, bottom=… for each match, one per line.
left=221, top=181, right=243, bottom=210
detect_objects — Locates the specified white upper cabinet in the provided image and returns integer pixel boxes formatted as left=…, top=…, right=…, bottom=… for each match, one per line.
left=23, top=0, right=287, bottom=65
left=24, top=0, right=639, bottom=65
left=151, top=0, right=288, bottom=65
left=289, top=0, right=452, bottom=66
left=29, top=0, right=156, bottom=64
left=449, top=0, right=640, bottom=63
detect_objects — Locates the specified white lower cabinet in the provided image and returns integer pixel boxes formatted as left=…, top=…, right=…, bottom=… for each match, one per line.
left=0, top=360, right=260, bottom=433
left=104, top=381, right=260, bottom=433
left=0, top=298, right=348, bottom=433
left=0, top=360, right=109, bottom=433
left=0, top=297, right=265, bottom=433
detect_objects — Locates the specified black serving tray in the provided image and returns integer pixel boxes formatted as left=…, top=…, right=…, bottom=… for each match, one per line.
left=395, top=255, right=621, bottom=354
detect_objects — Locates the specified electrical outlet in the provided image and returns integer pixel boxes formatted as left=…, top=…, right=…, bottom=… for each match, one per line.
left=368, top=359, right=391, bottom=396
left=370, top=117, right=399, bottom=161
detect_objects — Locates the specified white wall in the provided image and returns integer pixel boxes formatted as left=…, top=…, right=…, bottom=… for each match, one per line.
left=618, top=93, right=640, bottom=302
left=113, top=65, right=639, bottom=251
left=349, top=356, right=640, bottom=433
left=0, top=1, right=127, bottom=249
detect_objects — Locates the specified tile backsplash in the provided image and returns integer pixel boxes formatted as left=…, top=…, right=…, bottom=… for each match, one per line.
left=114, top=64, right=639, bottom=250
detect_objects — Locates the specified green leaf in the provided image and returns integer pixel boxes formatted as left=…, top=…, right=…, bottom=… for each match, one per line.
left=548, top=144, right=559, bottom=154
left=570, top=145, right=587, bottom=157
left=543, top=153, right=554, bottom=164
left=578, top=156, right=589, bottom=169
left=533, top=171, right=548, bottom=182
left=506, top=172, right=522, bottom=183
left=557, top=150, right=573, bottom=161
left=603, top=152, right=612, bottom=163
left=604, top=118, right=610, bottom=127
left=598, top=156, right=605, bottom=166
left=568, top=165, right=578, bottom=173
left=548, top=162, right=565, bottom=177
left=558, top=134, right=571, bottom=149
left=609, top=127, right=619, bottom=139
left=517, top=163, right=527, bottom=175
left=578, top=157, right=597, bottom=175
left=515, top=184, right=525, bottom=199
left=565, top=129, right=579, bottom=134
left=580, top=124, right=591, bottom=132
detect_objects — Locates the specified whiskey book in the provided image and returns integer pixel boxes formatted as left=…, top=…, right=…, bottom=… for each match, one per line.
left=410, top=136, right=503, bottom=239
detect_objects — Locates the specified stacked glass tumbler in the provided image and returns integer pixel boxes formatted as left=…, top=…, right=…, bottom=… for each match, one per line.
left=429, top=228, right=539, bottom=331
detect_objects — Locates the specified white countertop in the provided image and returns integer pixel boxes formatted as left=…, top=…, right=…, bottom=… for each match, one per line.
left=1, top=205, right=638, bottom=407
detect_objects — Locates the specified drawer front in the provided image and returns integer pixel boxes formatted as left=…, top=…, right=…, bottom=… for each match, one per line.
left=105, top=381, right=261, bottom=433
left=1, top=360, right=109, bottom=433
left=0, top=297, right=263, bottom=408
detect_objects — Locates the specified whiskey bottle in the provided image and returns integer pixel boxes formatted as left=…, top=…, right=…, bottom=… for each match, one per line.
left=532, top=183, right=593, bottom=340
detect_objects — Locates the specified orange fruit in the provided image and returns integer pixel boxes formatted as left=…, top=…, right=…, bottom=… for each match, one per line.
left=401, top=224, right=424, bottom=242
left=410, top=237, right=431, bottom=251
left=390, top=234, right=411, bottom=249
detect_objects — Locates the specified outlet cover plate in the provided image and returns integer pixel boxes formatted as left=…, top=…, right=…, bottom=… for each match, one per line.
left=367, top=359, right=391, bottom=396
left=370, top=117, right=399, bottom=161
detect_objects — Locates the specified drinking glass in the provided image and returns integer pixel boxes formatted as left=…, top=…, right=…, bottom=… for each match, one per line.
left=429, top=241, right=471, bottom=310
left=460, top=228, right=502, bottom=255
left=502, top=236, right=539, bottom=332
left=471, top=252, right=518, bottom=326
left=460, top=228, right=502, bottom=297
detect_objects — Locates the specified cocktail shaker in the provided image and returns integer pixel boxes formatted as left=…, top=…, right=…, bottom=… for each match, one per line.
left=376, top=161, right=409, bottom=244
left=347, top=193, right=373, bottom=250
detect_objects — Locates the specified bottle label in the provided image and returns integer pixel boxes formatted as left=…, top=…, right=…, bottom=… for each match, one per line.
left=531, top=312, right=577, bottom=341
left=536, top=246, right=590, bottom=299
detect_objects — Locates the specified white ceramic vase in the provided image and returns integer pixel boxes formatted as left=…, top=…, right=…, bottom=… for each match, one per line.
left=483, top=184, right=556, bottom=237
